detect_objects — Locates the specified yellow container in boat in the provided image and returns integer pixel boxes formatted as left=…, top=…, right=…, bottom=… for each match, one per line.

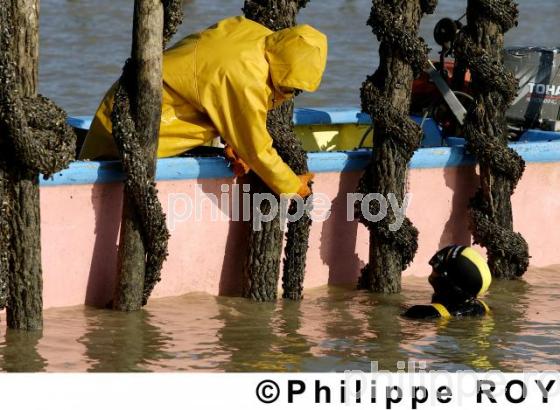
left=292, top=108, right=442, bottom=152
left=293, top=107, right=373, bottom=152
left=295, top=123, right=373, bottom=152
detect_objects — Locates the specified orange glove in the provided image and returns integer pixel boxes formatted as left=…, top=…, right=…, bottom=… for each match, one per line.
left=297, top=172, right=315, bottom=198
left=224, top=145, right=250, bottom=177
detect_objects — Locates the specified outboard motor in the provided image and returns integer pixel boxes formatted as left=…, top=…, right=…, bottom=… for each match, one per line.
left=504, top=47, right=560, bottom=132
left=411, top=17, right=560, bottom=138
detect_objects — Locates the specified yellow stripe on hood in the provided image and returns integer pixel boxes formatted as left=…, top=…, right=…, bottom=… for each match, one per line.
left=461, top=247, right=492, bottom=296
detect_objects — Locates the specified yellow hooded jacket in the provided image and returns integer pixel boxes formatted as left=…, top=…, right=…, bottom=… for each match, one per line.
left=79, top=16, right=328, bottom=195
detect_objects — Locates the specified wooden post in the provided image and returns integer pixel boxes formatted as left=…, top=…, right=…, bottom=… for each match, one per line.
left=456, top=0, right=529, bottom=278
left=112, top=0, right=165, bottom=311
left=0, top=0, right=43, bottom=330
left=357, top=0, right=436, bottom=293
left=1, top=0, right=75, bottom=329
left=242, top=0, right=311, bottom=302
left=0, top=173, right=7, bottom=309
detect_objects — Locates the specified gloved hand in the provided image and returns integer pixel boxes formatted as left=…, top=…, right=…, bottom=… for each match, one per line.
left=297, top=172, right=315, bottom=198
left=224, top=145, right=250, bottom=177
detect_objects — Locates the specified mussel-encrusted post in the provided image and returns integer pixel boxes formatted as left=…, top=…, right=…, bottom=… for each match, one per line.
left=0, top=0, right=76, bottom=329
left=242, top=0, right=311, bottom=302
left=453, top=0, right=529, bottom=279
left=356, top=0, right=437, bottom=293
left=112, top=0, right=183, bottom=311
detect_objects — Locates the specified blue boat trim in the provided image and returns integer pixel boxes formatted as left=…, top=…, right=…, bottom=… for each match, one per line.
left=293, top=107, right=365, bottom=125
left=40, top=141, right=560, bottom=187
left=68, top=109, right=432, bottom=128
left=70, top=108, right=368, bottom=130
left=68, top=116, right=93, bottom=130
left=57, top=108, right=560, bottom=187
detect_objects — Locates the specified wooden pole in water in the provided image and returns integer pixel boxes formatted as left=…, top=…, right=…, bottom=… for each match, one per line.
left=356, top=0, right=437, bottom=293
left=112, top=0, right=165, bottom=311
left=454, top=0, right=529, bottom=278
left=1, top=0, right=42, bottom=330
left=242, top=0, right=312, bottom=302
left=111, top=1, right=182, bottom=310
left=0, top=0, right=75, bottom=329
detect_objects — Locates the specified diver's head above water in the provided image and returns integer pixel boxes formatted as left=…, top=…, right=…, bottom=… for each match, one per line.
left=403, top=245, right=492, bottom=319
left=428, top=245, right=492, bottom=306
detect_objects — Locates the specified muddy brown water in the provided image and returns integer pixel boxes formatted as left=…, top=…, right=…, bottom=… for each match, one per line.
left=1, top=0, right=556, bottom=372
left=1, top=266, right=559, bottom=372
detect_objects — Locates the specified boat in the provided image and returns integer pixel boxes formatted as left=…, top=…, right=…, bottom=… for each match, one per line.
left=37, top=107, right=560, bottom=309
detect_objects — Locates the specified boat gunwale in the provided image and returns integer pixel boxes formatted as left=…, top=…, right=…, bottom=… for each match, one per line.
left=48, top=107, right=560, bottom=187
left=40, top=140, right=560, bottom=187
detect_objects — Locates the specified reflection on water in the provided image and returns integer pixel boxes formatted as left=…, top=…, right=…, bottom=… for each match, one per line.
left=79, top=309, right=173, bottom=372
left=0, top=330, right=46, bottom=372
left=215, top=298, right=312, bottom=371
left=1, top=266, right=559, bottom=372
left=39, top=0, right=559, bottom=115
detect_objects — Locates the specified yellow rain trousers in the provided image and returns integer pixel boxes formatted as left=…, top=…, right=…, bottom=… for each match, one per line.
left=79, top=16, right=328, bottom=195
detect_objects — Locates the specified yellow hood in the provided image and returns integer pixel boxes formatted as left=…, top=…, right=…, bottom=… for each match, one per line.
left=265, top=24, right=328, bottom=93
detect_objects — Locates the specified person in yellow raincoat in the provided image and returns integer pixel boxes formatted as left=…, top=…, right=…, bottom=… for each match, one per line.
left=79, top=16, right=328, bottom=197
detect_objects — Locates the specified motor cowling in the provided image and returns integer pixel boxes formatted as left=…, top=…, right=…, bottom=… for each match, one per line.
left=504, top=47, right=560, bottom=132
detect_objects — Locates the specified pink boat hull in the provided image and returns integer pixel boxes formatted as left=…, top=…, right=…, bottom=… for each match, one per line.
left=39, top=161, right=560, bottom=309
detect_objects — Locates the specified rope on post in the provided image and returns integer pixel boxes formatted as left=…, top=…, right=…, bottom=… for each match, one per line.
left=356, top=0, right=437, bottom=293
left=111, top=0, right=183, bottom=307
left=0, top=2, right=76, bottom=328
left=0, top=9, right=75, bottom=179
left=454, top=0, right=529, bottom=278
